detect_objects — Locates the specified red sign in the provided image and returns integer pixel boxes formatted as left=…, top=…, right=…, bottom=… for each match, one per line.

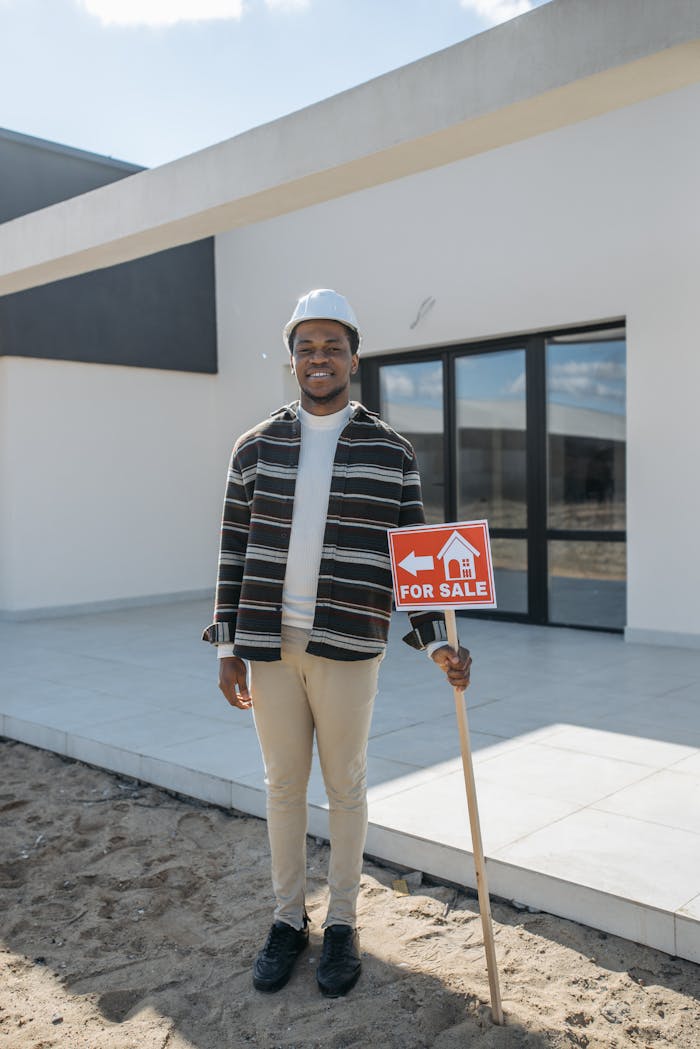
left=387, top=520, right=497, bottom=610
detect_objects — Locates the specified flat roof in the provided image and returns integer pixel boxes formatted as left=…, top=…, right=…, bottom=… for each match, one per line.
left=0, top=126, right=142, bottom=173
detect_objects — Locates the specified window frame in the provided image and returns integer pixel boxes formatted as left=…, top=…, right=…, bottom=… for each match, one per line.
left=360, top=321, right=626, bottom=632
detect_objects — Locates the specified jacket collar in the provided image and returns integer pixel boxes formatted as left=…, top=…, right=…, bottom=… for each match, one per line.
left=270, top=400, right=378, bottom=422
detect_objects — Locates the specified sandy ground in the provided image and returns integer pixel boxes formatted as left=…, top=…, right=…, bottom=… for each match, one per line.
left=1, top=740, right=699, bottom=1049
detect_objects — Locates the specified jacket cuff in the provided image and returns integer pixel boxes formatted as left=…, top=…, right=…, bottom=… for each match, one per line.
left=402, top=617, right=448, bottom=651
left=424, top=639, right=448, bottom=659
left=202, top=621, right=235, bottom=644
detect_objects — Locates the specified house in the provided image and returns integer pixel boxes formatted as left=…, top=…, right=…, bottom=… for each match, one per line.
left=437, top=531, right=481, bottom=582
left=1, top=0, right=699, bottom=649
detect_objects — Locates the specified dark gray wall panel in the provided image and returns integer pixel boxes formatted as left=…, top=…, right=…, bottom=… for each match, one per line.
left=0, top=128, right=218, bottom=373
left=0, top=241, right=217, bottom=373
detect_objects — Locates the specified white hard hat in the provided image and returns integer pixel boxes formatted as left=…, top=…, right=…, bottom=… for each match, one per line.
left=283, top=289, right=362, bottom=352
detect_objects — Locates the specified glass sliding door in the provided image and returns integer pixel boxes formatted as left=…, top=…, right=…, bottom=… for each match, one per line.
left=365, top=322, right=626, bottom=631
left=546, top=331, right=626, bottom=628
left=455, top=350, right=528, bottom=613
left=379, top=358, right=445, bottom=523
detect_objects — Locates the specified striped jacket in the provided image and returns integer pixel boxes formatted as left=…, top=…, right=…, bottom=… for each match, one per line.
left=203, top=401, right=446, bottom=661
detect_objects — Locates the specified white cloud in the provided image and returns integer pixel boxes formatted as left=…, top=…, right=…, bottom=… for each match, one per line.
left=382, top=372, right=415, bottom=400
left=264, top=0, right=311, bottom=11
left=419, top=365, right=444, bottom=402
left=552, top=360, right=625, bottom=382
left=78, top=0, right=245, bottom=28
left=506, top=360, right=625, bottom=405
left=460, top=0, right=533, bottom=27
left=382, top=364, right=442, bottom=404
left=547, top=360, right=625, bottom=405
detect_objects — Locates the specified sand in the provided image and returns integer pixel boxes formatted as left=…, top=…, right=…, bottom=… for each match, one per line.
left=1, top=739, right=698, bottom=1049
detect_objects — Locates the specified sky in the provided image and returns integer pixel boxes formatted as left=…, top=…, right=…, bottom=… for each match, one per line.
left=0, top=0, right=550, bottom=169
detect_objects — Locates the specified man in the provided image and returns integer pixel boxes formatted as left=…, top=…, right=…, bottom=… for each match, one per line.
left=203, top=289, right=471, bottom=997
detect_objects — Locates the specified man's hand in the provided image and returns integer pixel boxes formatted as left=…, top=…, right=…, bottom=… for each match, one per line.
left=219, top=656, right=253, bottom=710
left=431, top=645, right=472, bottom=692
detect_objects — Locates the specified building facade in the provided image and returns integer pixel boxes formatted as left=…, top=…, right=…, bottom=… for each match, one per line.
left=1, top=0, right=698, bottom=649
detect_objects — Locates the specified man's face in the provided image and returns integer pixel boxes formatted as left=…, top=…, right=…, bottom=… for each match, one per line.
left=290, top=319, right=358, bottom=415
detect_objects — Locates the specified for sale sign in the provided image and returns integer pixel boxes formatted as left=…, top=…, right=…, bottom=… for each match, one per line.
left=387, top=520, right=497, bottom=610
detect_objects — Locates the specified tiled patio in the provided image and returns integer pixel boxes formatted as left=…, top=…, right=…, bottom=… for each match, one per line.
left=1, top=600, right=699, bottom=963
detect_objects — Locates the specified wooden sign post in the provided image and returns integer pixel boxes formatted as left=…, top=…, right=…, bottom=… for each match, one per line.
left=388, top=520, right=504, bottom=1026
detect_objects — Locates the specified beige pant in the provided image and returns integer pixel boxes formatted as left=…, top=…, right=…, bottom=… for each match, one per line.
left=250, top=626, right=382, bottom=931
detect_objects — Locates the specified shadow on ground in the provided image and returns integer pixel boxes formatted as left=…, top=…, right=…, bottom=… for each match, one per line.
left=2, top=741, right=699, bottom=1049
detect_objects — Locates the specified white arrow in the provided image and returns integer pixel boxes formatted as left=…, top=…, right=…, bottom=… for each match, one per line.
left=399, top=551, right=434, bottom=576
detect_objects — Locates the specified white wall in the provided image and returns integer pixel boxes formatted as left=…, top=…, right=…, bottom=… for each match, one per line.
left=214, top=82, right=700, bottom=644
left=0, top=246, right=294, bottom=616
left=626, top=263, right=700, bottom=641
left=0, top=357, right=224, bottom=613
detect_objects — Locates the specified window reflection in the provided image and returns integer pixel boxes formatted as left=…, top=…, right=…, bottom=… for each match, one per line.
left=546, top=333, right=626, bottom=628
left=491, top=538, right=528, bottom=614
left=549, top=540, right=626, bottom=628
left=349, top=374, right=362, bottom=405
left=456, top=350, right=527, bottom=528
left=379, top=360, right=444, bottom=523
left=547, top=337, right=626, bottom=531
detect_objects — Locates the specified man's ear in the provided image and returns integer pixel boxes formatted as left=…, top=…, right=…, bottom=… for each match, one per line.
left=351, top=354, right=359, bottom=375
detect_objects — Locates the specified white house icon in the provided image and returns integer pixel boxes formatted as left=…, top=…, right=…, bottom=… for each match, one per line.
left=437, top=530, right=481, bottom=581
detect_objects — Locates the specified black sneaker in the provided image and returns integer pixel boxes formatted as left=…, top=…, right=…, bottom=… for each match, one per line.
left=316, top=925, right=361, bottom=997
left=253, top=919, right=309, bottom=992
